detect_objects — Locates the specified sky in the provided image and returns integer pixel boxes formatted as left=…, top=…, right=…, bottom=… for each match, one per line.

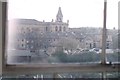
left=8, top=0, right=120, bottom=29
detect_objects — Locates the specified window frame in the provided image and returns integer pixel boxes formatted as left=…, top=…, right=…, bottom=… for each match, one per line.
left=0, top=1, right=119, bottom=76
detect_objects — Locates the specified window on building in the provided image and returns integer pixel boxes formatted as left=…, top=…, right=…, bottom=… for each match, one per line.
left=90, top=43, right=92, bottom=49
left=93, top=43, right=96, bottom=48
left=22, top=39, right=24, bottom=42
left=55, top=26, right=58, bottom=31
left=59, top=26, right=62, bottom=31
left=21, top=44, right=24, bottom=47
left=46, top=26, right=48, bottom=31
left=63, top=26, right=66, bottom=31
left=106, top=43, right=109, bottom=49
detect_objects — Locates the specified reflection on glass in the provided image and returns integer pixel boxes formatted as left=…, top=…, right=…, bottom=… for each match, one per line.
left=7, top=0, right=119, bottom=64
left=2, top=74, right=53, bottom=79
left=2, top=72, right=120, bottom=79
left=58, top=72, right=102, bottom=78
left=7, top=20, right=103, bottom=64
left=106, top=72, right=120, bottom=79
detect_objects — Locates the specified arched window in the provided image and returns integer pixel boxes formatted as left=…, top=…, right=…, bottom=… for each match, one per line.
left=63, top=26, right=66, bottom=31
left=93, top=43, right=96, bottom=48
left=55, top=26, right=58, bottom=31
left=46, top=26, right=48, bottom=31
left=90, top=43, right=92, bottom=49
left=59, top=26, right=62, bottom=31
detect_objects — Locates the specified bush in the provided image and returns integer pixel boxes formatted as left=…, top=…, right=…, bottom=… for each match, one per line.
left=50, top=51, right=101, bottom=63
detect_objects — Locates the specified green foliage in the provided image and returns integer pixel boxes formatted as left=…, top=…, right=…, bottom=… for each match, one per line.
left=56, top=37, right=80, bottom=52
left=50, top=51, right=101, bottom=63
left=106, top=52, right=120, bottom=62
left=51, top=51, right=68, bottom=62
left=118, top=33, right=120, bottom=49
left=48, top=50, right=119, bottom=63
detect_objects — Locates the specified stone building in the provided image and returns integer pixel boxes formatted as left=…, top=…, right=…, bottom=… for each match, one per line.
left=8, top=7, right=115, bottom=55
left=8, top=7, right=69, bottom=51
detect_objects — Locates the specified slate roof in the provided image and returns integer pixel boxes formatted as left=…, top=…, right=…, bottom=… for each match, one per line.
left=9, top=19, right=42, bottom=25
left=9, top=19, right=68, bottom=26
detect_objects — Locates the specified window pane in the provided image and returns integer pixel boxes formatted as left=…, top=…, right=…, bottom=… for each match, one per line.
left=7, top=0, right=119, bottom=64
left=106, top=30, right=119, bottom=63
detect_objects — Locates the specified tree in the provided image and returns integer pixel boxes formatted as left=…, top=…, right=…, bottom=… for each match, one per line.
left=55, top=37, right=80, bottom=54
left=112, top=33, right=118, bottom=49
left=118, top=32, right=120, bottom=49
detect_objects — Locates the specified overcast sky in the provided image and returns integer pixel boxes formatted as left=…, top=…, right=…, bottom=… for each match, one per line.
left=8, top=0, right=119, bottom=29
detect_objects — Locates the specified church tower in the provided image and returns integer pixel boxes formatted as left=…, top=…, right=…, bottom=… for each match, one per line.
left=56, top=7, right=63, bottom=22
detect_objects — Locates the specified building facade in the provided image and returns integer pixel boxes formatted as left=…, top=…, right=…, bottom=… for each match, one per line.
left=8, top=7, right=69, bottom=50
left=8, top=7, right=116, bottom=56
